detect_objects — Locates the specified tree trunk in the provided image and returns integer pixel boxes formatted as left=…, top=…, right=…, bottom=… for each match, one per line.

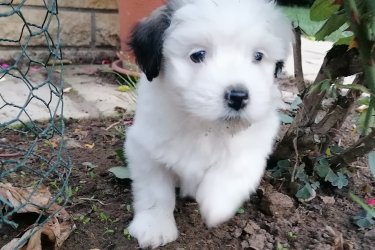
left=293, top=27, right=305, bottom=94
left=329, top=128, right=375, bottom=169
left=273, top=45, right=362, bottom=161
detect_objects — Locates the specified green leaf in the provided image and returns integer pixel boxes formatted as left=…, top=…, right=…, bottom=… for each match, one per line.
left=307, top=79, right=331, bottom=96
left=272, top=160, right=290, bottom=178
left=290, top=96, right=302, bottom=111
left=277, top=159, right=290, bottom=170
left=237, top=207, right=245, bottom=214
left=334, top=83, right=372, bottom=95
left=296, top=183, right=315, bottom=200
left=295, top=165, right=308, bottom=182
left=368, top=151, right=375, bottom=179
left=109, top=166, right=131, bottom=179
left=310, top=0, right=341, bottom=21
left=330, top=145, right=344, bottom=154
left=320, top=79, right=332, bottom=93
left=350, top=193, right=375, bottom=217
left=335, top=35, right=354, bottom=45
left=115, top=148, right=127, bottom=166
left=311, top=181, right=320, bottom=190
left=358, top=109, right=375, bottom=135
left=314, top=158, right=330, bottom=178
left=315, top=13, right=347, bottom=41
left=278, top=112, right=294, bottom=124
left=325, top=169, right=338, bottom=183
left=118, top=85, right=132, bottom=92
left=354, top=215, right=375, bottom=228
left=331, top=172, right=348, bottom=189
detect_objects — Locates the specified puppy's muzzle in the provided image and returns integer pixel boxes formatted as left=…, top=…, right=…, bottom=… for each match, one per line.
left=224, top=85, right=249, bottom=111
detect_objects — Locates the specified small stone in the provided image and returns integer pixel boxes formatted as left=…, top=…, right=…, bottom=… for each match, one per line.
left=234, top=228, right=243, bottom=238
left=248, top=234, right=267, bottom=250
left=313, top=243, right=332, bottom=250
left=322, top=233, right=330, bottom=238
left=320, top=196, right=335, bottom=205
left=244, top=220, right=260, bottom=235
left=241, top=240, right=250, bottom=249
left=259, top=191, right=295, bottom=217
left=265, top=242, right=273, bottom=250
left=64, top=137, right=83, bottom=149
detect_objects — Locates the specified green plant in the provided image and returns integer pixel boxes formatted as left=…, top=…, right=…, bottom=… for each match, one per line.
left=108, top=148, right=131, bottom=179
left=102, top=70, right=138, bottom=104
left=273, top=0, right=375, bottom=205
left=351, top=193, right=375, bottom=228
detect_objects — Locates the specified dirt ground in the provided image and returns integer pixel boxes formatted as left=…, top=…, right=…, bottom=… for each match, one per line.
left=1, top=81, right=375, bottom=250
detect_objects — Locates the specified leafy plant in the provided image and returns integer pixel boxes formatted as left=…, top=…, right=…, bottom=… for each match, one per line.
left=108, top=148, right=131, bottom=179
left=350, top=193, right=375, bottom=228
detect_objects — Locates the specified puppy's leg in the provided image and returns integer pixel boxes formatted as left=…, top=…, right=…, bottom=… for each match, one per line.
left=196, top=155, right=265, bottom=227
left=126, top=139, right=178, bottom=248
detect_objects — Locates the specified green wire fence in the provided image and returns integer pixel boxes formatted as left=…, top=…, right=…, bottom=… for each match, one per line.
left=0, top=0, right=71, bottom=248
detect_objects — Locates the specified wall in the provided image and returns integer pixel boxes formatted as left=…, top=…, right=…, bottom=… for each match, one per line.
left=0, top=0, right=120, bottom=64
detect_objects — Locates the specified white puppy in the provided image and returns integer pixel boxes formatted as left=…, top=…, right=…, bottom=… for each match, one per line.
left=125, top=0, right=292, bottom=248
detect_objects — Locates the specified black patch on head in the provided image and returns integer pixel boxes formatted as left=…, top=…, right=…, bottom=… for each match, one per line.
left=274, top=60, right=284, bottom=78
left=128, top=6, right=173, bottom=82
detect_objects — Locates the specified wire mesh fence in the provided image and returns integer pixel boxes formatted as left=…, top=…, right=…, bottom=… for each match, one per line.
left=0, top=0, right=72, bottom=248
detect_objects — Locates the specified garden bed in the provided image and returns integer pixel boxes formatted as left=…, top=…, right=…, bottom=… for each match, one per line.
left=2, top=113, right=373, bottom=249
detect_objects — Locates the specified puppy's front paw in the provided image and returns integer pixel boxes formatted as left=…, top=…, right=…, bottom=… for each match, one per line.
left=199, top=195, right=238, bottom=228
left=128, top=210, right=178, bottom=249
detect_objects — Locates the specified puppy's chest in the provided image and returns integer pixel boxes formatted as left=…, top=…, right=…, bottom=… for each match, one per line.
left=157, top=129, right=229, bottom=172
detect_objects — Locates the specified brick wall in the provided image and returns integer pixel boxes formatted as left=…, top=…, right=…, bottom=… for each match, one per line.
left=0, top=0, right=120, bottom=64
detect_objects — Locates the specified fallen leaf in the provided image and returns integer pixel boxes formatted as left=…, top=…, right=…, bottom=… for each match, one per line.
left=82, top=162, right=97, bottom=169
left=355, top=104, right=368, bottom=113
left=63, top=87, right=72, bottom=93
left=118, top=85, right=131, bottom=92
left=84, top=143, right=95, bottom=149
left=0, top=182, right=75, bottom=250
left=0, top=183, right=51, bottom=214
left=320, top=196, right=335, bottom=205
left=109, top=166, right=130, bottom=179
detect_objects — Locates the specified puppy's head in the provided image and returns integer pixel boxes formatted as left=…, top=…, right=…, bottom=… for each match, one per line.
left=130, top=0, right=292, bottom=125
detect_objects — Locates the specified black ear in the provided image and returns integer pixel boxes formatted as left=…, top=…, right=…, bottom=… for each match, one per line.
left=129, top=7, right=172, bottom=82
left=274, top=60, right=284, bottom=78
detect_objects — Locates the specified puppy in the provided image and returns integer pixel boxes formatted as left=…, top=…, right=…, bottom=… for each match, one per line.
left=125, top=0, right=292, bottom=248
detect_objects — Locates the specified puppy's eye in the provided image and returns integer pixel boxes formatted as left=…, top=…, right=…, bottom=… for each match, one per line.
left=253, top=51, right=264, bottom=62
left=190, top=50, right=206, bottom=63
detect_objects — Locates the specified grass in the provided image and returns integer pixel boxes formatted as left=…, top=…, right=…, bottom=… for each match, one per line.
left=281, top=6, right=349, bottom=42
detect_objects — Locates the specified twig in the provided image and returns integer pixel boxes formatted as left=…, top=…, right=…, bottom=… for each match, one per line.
left=105, top=121, right=121, bottom=131
left=291, top=132, right=299, bottom=182
left=0, top=152, right=23, bottom=157
left=78, top=196, right=108, bottom=206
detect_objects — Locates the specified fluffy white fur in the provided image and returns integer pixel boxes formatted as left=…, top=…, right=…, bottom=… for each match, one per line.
left=125, top=0, right=292, bottom=248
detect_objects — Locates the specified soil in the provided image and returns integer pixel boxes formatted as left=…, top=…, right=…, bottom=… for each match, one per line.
left=1, top=94, right=375, bottom=250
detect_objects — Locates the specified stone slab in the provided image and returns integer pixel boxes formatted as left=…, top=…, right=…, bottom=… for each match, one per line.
left=11, top=0, right=118, bottom=10
left=0, top=65, right=135, bottom=124
left=284, top=37, right=333, bottom=82
left=95, top=13, right=120, bottom=47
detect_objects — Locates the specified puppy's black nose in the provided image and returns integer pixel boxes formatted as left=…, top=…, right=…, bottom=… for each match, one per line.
left=224, top=85, right=249, bottom=111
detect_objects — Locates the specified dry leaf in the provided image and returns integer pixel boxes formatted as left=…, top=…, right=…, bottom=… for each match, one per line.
left=320, top=196, right=335, bottom=205
left=355, top=104, right=368, bottom=113
left=84, top=143, right=95, bottom=149
left=63, top=87, right=72, bottom=93
left=0, top=183, right=75, bottom=250
left=0, top=183, right=51, bottom=214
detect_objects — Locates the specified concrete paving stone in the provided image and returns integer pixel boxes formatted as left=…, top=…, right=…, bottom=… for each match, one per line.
left=284, top=37, right=333, bottom=82
left=0, top=65, right=135, bottom=124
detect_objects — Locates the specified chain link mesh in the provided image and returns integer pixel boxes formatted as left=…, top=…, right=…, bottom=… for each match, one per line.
left=0, top=0, right=71, bottom=247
